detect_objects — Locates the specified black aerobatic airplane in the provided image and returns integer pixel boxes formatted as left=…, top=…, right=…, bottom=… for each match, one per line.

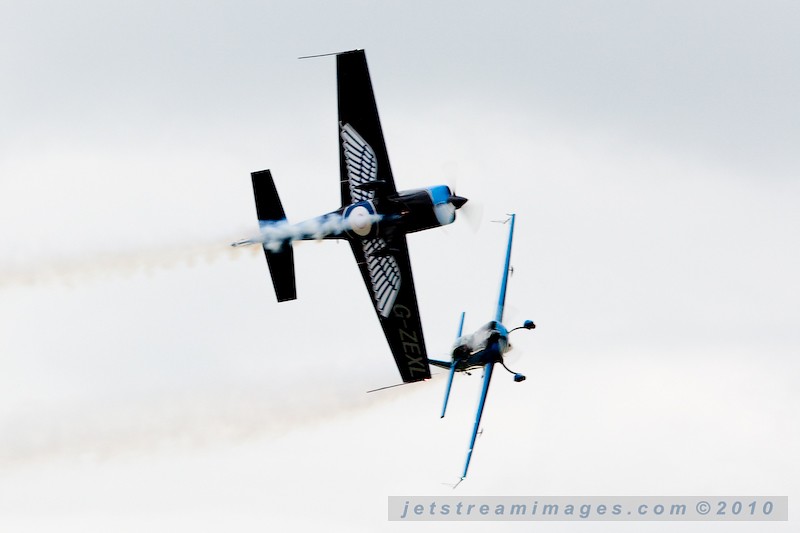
left=234, top=50, right=468, bottom=383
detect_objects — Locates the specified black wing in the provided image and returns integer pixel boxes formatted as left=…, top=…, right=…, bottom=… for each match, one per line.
left=337, top=50, right=430, bottom=383
left=348, top=235, right=431, bottom=383
left=337, top=50, right=397, bottom=206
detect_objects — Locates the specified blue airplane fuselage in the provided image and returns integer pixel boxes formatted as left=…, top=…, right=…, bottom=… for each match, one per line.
left=451, top=321, right=510, bottom=370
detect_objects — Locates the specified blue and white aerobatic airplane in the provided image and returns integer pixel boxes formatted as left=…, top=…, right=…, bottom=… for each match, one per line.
left=428, top=214, right=536, bottom=484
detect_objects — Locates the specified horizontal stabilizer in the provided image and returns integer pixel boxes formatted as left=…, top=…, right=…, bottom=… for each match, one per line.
left=428, top=359, right=452, bottom=369
left=251, top=169, right=286, bottom=222
left=250, top=169, right=296, bottom=302
left=264, top=244, right=296, bottom=302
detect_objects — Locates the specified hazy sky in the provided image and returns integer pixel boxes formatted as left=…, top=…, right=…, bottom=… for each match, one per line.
left=1, top=1, right=798, bottom=531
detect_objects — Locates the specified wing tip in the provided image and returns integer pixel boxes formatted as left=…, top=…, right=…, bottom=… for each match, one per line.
left=298, top=49, right=363, bottom=60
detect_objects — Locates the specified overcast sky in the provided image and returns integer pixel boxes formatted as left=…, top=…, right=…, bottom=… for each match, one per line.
left=1, top=1, right=798, bottom=531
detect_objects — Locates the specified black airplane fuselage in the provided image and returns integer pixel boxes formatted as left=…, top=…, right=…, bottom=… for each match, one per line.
left=239, top=50, right=470, bottom=384
left=299, top=184, right=466, bottom=243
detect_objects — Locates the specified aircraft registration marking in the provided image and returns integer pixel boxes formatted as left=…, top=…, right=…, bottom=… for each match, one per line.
left=392, top=303, right=427, bottom=377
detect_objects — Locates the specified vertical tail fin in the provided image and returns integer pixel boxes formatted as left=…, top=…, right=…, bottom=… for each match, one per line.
left=251, top=170, right=297, bottom=302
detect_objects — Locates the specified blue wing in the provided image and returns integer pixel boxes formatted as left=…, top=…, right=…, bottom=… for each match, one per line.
left=494, top=214, right=516, bottom=323
left=461, top=362, right=495, bottom=480
left=457, top=214, right=519, bottom=481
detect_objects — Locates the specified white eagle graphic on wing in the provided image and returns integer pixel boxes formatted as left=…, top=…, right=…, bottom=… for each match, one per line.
left=340, top=122, right=401, bottom=318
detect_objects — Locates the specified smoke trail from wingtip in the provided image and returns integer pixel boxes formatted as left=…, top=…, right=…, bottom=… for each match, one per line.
left=0, top=376, right=433, bottom=468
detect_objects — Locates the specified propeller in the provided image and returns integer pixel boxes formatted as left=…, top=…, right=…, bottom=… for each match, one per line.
left=458, top=197, right=484, bottom=232
left=444, top=162, right=483, bottom=232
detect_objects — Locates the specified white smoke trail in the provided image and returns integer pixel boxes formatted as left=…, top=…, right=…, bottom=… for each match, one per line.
left=0, top=213, right=380, bottom=289
left=0, top=378, right=433, bottom=468
left=232, top=213, right=382, bottom=252
left=0, top=235, right=260, bottom=289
